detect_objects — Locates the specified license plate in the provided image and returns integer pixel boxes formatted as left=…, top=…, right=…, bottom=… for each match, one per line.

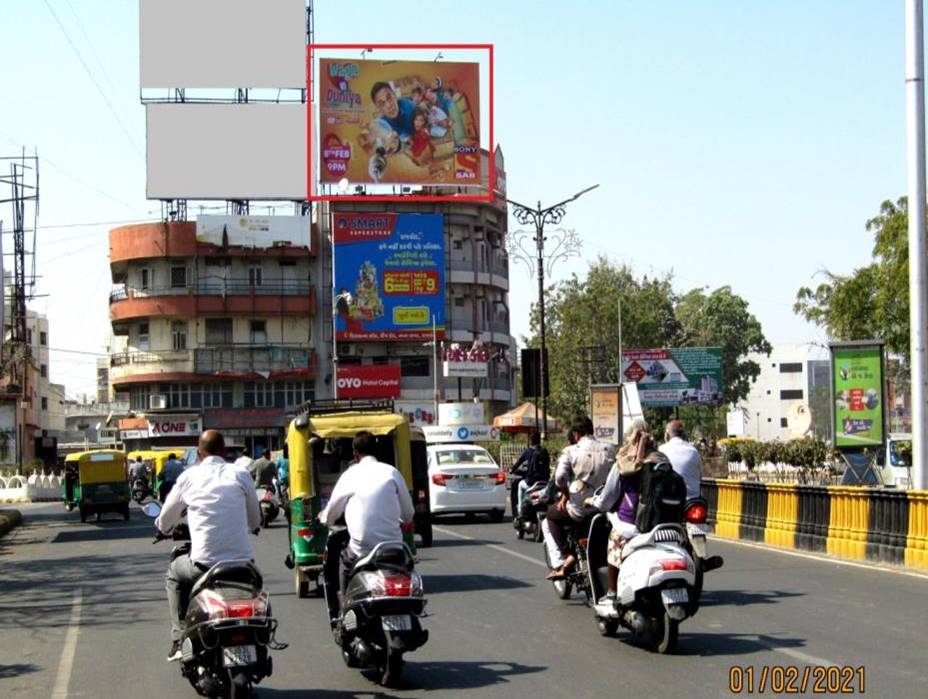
left=661, top=588, right=689, bottom=606
left=222, top=645, right=257, bottom=667
left=458, top=478, right=484, bottom=489
left=382, top=615, right=412, bottom=631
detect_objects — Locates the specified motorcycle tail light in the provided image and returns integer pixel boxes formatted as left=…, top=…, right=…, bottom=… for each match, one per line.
left=197, top=590, right=269, bottom=619
left=685, top=503, right=707, bottom=524
left=263, top=491, right=273, bottom=503
left=660, top=558, right=689, bottom=571
left=360, top=571, right=421, bottom=598
left=401, top=521, right=415, bottom=534
left=383, top=574, right=412, bottom=597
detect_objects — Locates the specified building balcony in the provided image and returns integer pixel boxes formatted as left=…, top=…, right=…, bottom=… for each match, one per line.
left=194, top=345, right=316, bottom=378
left=110, top=346, right=316, bottom=386
left=109, top=283, right=317, bottom=323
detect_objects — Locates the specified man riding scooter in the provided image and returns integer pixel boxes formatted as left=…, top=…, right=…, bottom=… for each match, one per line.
left=544, top=416, right=615, bottom=581
left=155, top=430, right=261, bottom=662
left=509, top=432, right=550, bottom=516
left=318, top=431, right=416, bottom=603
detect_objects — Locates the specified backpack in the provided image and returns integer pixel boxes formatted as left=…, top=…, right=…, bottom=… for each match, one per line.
left=635, top=460, right=687, bottom=532
left=528, top=446, right=551, bottom=482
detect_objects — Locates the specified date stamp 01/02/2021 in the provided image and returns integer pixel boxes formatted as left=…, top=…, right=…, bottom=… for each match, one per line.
left=728, top=666, right=866, bottom=695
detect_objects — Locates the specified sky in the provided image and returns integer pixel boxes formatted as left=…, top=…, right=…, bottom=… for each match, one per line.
left=0, top=1, right=911, bottom=398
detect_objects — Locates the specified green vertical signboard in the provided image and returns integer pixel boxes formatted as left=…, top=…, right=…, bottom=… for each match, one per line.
left=831, top=343, right=885, bottom=448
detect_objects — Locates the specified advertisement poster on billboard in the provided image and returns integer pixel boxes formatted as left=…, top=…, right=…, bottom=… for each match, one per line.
left=318, top=58, right=480, bottom=186
left=422, top=424, right=500, bottom=443
left=831, top=343, right=885, bottom=448
left=622, top=347, right=723, bottom=407
left=196, top=215, right=311, bottom=251
left=334, top=212, right=445, bottom=341
left=590, top=384, right=622, bottom=444
left=336, top=364, right=401, bottom=399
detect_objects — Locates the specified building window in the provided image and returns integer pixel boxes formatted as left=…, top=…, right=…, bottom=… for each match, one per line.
left=170, top=266, right=187, bottom=289
left=400, top=356, right=430, bottom=377
left=27, top=329, right=32, bottom=345
left=163, top=383, right=191, bottom=409
left=41, top=397, right=48, bottom=411
left=454, top=296, right=466, bottom=307
left=282, top=380, right=314, bottom=407
left=40, top=331, right=47, bottom=346
left=206, top=318, right=233, bottom=345
left=780, top=417, right=788, bottom=428
left=201, top=383, right=233, bottom=409
left=249, top=266, right=263, bottom=287
left=130, top=385, right=150, bottom=411
left=138, top=322, right=150, bottom=351
left=250, top=320, right=267, bottom=345
left=172, top=321, right=187, bottom=351
left=141, top=268, right=151, bottom=290
left=244, top=381, right=276, bottom=408
left=278, top=259, right=296, bottom=267
left=40, top=364, right=47, bottom=378
left=780, top=389, right=804, bottom=400
left=779, top=362, right=803, bottom=373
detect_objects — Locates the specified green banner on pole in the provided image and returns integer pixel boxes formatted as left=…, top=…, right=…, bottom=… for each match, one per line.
left=831, top=343, right=885, bottom=448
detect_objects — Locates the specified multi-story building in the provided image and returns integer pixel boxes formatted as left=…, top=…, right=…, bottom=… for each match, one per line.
left=108, top=219, right=318, bottom=454
left=26, top=311, right=66, bottom=436
left=320, top=147, right=516, bottom=419
left=736, top=343, right=831, bottom=441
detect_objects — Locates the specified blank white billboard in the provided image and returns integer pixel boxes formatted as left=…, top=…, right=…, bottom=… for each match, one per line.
left=146, top=103, right=307, bottom=200
left=140, top=0, right=305, bottom=88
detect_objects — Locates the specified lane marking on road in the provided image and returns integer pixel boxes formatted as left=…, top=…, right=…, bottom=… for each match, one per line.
left=433, top=526, right=547, bottom=568
left=708, top=535, right=928, bottom=580
left=51, top=588, right=83, bottom=699
left=756, top=636, right=837, bottom=667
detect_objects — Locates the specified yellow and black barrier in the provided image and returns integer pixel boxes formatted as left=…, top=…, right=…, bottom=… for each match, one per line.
left=700, top=479, right=928, bottom=573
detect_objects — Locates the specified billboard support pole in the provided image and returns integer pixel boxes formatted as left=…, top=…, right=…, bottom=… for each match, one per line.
left=432, top=317, right=439, bottom=418
left=906, top=0, right=928, bottom=490
left=507, top=185, right=600, bottom=442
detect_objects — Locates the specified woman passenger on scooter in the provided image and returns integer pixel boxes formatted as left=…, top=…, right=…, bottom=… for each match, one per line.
left=584, top=419, right=661, bottom=603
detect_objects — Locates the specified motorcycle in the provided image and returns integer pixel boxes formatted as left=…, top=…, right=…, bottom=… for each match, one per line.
left=542, top=516, right=593, bottom=602
left=512, top=481, right=549, bottom=542
left=277, top=480, right=290, bottom=524
left=131, top=477, right=154, bottom=504
left=142, top=502, right=287, bottom=698
left=586, top=513, right=697, bottom=654
left=681, top=497, right=724, bottom=601
left=256, top=487, right=280, bottom=529
left=323, top=526, right=429, bottom=688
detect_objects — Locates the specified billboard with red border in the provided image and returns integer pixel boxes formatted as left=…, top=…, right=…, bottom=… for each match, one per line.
left=337, top=364, right=402, bottom=399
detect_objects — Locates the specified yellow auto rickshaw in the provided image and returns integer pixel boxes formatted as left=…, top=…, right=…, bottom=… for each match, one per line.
left=286, top=400, right=424, bottom=598
left=63, top=450, right=130, bottom=522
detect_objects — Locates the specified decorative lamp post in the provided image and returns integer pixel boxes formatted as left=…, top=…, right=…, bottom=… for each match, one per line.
left=505, top=185, right=599, bottom=439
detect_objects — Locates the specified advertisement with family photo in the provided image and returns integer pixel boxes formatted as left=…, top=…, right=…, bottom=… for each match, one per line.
left=319, top=58, right=480, bottom=186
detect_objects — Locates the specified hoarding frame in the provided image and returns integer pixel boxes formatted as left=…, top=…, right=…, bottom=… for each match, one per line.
left=829, top=340, right=887, bottom=452
left=307, top=43, right=494, bottom=203
left=590, top=383, right=623, bottom=445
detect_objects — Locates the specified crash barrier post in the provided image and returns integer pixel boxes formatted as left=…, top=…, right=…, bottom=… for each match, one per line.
left=702, top=479, right=928, bottom=572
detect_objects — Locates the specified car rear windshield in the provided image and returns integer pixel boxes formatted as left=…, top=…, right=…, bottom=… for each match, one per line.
left=437, top=450, right=495, bottom=465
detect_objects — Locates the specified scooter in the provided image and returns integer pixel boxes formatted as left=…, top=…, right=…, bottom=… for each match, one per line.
left=131, top=477, right=154, bottom=504
left=542, top=517, right=593, bottom=602
left=586, top=514, right=697, bottom=654
left=323, top=526, right=429, bottom=688
left=513, top=481, right=549, bottom=542
left=256, top=487, right=280, bottom=529
left=142, top=502, right=287, bottom=698
left=681, top=496, right=724, bottom=601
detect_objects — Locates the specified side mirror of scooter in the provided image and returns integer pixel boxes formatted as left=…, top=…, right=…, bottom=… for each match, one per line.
left=141, top=502, right=162, bottom=518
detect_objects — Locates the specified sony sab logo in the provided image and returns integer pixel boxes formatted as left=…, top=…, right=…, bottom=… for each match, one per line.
left=337, top=378, right=362, bottom=389
left=456, top=426, right=471, bottom=440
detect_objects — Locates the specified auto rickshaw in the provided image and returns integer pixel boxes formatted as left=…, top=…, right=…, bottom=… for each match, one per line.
left=286, top=400, right=423, bottom=598
left=130, top=448, right=189, bottom=500
left=410, top=425, right=434, bottom=548
left=62, top=450, right=130, bottom=522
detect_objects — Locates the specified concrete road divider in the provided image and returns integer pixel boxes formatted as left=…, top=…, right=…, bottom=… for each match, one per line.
left=701, top=479, right=928, bottom=573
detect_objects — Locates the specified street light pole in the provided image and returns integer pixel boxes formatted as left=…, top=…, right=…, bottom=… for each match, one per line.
left=906, top=0, right=928, bottom=490
left=506, top=185, right=599, bottom=441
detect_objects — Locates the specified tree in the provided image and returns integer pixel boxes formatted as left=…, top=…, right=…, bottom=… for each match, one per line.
left=674, top=286, right=773, bottom=406
left=794, top=197, right=910, bottom=364
left=526, top=257, right=771, bottom=425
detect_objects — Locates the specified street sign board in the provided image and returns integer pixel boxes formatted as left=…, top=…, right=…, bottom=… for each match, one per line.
left=621, top=347, right=723, bottom=407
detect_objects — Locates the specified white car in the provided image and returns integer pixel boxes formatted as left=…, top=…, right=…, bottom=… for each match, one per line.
left=427, top=444, right=507, bottom=522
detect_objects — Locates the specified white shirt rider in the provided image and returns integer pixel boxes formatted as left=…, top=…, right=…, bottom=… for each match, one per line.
left=658, top=422, right=703, bottom=500
left=320, top=454, right=415, bottom=558
left=156, top=454, right=261, bottom=566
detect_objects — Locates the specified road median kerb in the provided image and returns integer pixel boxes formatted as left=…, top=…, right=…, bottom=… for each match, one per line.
left=0, top=508, right=23, bottom=539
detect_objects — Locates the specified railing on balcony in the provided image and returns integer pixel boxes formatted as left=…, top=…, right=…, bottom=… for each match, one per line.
left=110, top=278, right=312, bottom=302
left=111, top=350, right=191, bottom=367
left=194, top=345, right=314, bottom=375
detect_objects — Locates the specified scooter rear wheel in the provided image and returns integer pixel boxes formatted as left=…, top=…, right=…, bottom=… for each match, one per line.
left=379, top=650, right=404, bottom=687
left=341, top=645, right=361, bottom=668
left=652, top=612, right=679, bottom=654
left=596, top=617, right=618, bottom=637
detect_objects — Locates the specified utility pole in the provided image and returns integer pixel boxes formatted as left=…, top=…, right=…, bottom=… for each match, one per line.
left=906, top=0, right=928, bottom=490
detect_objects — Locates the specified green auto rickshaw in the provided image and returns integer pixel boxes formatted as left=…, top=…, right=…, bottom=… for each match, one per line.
left=286, top=400, right=427, bottom=598
left=63, top=450, right=130, bottom=522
